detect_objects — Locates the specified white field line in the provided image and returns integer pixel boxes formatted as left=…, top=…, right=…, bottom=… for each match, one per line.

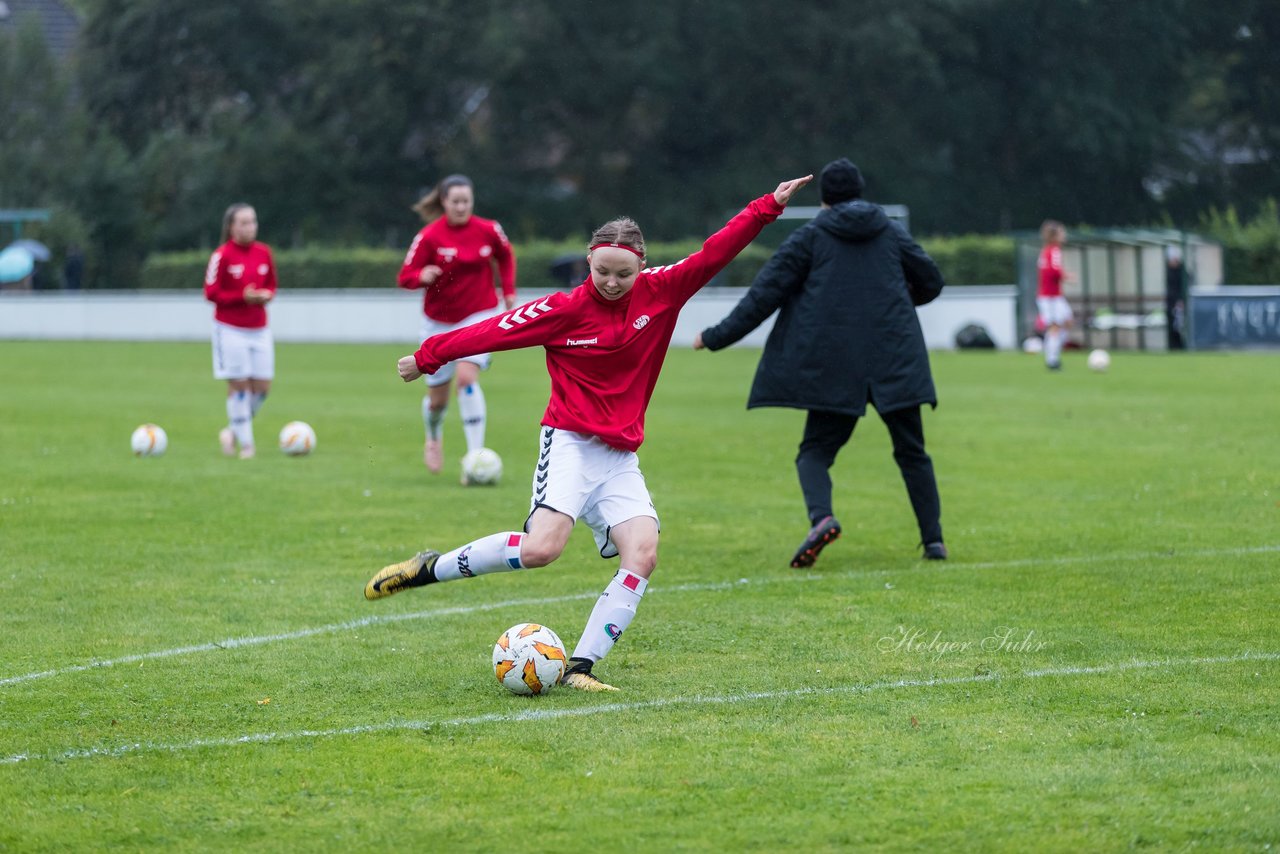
left=3, top=651, right=1276, bottom=766
left=2, top=543, right=1277, bottom=690
left=0, top=579, right=806, bottom=688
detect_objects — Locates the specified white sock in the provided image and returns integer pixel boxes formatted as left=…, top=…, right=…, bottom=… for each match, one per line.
left=571, top=569, right=647, bottom=662
left=250, top=391, right=267, bottom=417
left=433, top=532, right=526, bottom=582
left=423, top=397, right=446, bottom=441
left=1045, top=329, right=1062, bottom=365
left=457, top=382, right=487, bottom=454
left=227, top=391, right=254, bottom=448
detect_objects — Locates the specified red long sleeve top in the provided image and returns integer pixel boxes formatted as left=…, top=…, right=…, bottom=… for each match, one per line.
left=397, top=215, right=517, bottom=323
left=203, top=240, right=277, bottom=329
left=1037, top=244, right=1064, bottom=297
left=414, top=194, right=784, bottom=451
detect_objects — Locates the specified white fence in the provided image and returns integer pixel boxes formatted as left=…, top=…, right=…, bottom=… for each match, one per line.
left=0, top=286, right=1018, bottom=350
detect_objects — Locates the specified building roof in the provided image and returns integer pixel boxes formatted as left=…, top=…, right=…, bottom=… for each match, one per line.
left=0, top=0, right=80, bottom=63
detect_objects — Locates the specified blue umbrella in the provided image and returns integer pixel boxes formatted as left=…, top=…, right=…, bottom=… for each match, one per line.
left=0, top=246, right=35, bottom=283
left=6, top=238, right=52, bottom=262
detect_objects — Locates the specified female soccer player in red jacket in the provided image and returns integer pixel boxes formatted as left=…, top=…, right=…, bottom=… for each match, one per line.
left=398, top=175, right=517, bottom=479
left=366, top=174, right=812, bottom=691
left=1036, top=219, right=1074, bottom=370
left=204, top=203, right=277, bottom=460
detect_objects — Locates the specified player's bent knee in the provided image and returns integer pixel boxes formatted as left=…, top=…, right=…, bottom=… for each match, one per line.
left=618, top=540, right=658, bottom=576
left=519, top=538, right=565, bottom=568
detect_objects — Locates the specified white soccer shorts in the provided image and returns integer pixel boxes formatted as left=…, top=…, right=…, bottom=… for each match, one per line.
left=419, top=306, right=500, bottom=387
left=212, top=321, right=275, bottom=380
left=1036, top=295, right=1074, bottom=327
left=525, top=426, right=660, bottom=559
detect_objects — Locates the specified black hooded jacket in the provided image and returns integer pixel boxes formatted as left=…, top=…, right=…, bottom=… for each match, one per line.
left=700, top=200, right=944, bottom=416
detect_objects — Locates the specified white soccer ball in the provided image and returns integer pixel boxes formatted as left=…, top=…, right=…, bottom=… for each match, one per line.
left=492, top=623, right=567, bottom=696
left=461, top=447, right=503, bottom=485
left=278, top=421, right=316, bottom=456
left=130, top=423, right=168, bottom=457
left=1087, top=349, right=1111, bottom=372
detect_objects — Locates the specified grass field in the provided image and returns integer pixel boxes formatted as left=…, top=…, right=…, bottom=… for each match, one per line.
left=1, top=340, right=1277, bottom=851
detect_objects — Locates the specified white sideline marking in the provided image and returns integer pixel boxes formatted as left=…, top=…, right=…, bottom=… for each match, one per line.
left=0, top=578, right=815, bottom=688
left=3, top=651, right=1276, bottom=766
left=1, top=543, right=1276, bottom=689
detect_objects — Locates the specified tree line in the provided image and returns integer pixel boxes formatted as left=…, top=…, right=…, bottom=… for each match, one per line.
left=2, top=0, right=1276, bottom=288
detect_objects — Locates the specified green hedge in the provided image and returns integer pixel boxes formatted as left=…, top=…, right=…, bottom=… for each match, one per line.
left=919, top=234, right=1016, bottom=285
left=142, top=233, right=1016, bottom=291
left=1199, top=200, right=1280, bottom=285
left=140, top=241, right=780, bottom=292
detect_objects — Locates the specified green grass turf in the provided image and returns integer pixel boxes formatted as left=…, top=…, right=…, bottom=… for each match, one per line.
left=0, top=340, right=1277, bottom=851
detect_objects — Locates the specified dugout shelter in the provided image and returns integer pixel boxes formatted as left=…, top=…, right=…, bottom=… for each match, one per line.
left=1014, top=228, right=1222, bottom=351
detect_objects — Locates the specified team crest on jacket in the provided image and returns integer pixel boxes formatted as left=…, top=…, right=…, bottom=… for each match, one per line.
left=633, top=314, right=651, bottom=330
left=257, top=264, right=269, bottom=275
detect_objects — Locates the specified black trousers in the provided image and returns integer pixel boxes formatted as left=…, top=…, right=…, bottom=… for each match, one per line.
left=795, top=405, right=943, bottom=545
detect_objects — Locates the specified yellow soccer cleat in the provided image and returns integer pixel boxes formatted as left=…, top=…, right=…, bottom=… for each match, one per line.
left=364, top=550, right=440, bottom=600
left=560, top=659, right=620, bottom=692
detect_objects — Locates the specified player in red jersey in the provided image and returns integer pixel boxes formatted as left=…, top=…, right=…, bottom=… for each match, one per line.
left=204, top=204, right=277, bottom=459
left=365, top=174, right=813, bottom=691
left=1036, top=219, right=1073, bottom=370
left=399, top=175, right=517, bottom=479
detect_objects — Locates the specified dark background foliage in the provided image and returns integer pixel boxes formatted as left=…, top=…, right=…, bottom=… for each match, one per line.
left=3, top=0, right=1278, bottom=286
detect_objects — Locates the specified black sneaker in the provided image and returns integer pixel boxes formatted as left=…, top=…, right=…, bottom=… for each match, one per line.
left=923, top=541, right=948, bottom=560
left=790, top=516, right=842, bottom=568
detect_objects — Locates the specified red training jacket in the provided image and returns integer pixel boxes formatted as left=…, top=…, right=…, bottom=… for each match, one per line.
left=414, top=194, right=784, bottom=451
left=1037, top=244, right=1064, bottom=297
left=204, top=240, right=277, bottom=329
left=398, top=215, right=517, bottom=323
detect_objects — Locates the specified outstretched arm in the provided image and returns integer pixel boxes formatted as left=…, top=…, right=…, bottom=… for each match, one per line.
left=657, top=175, right=813, bottom=304
left=398, top=292, right=568, bottom=382
left=896, top=222, right=945, bottom=306
left=697, top=227, right=813, bottom=351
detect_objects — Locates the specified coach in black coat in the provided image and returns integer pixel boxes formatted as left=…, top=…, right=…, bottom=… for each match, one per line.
left=696, top=158, right=948, bottom=566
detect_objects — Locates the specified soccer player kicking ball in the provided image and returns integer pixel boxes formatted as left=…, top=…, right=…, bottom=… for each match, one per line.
left=365, top=174, right=813, bottom=692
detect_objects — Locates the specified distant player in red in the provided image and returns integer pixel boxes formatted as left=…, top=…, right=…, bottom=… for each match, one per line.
left=365, top=174, right=814, bottom=692
left=1036, top=219, right=1073, bottom=370
left=399, top=175, right=517, bottom=479
left=204, top=204, right=277, bottom=459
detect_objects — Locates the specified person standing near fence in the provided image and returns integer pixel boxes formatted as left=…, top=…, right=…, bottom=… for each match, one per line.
left=695, top=158, right=948, bottom=566
left=399, top=175, right=517, bottom=481
left=1037, top=220, right=1073, bottom=370
left=204, top=203, right=277, bottom=460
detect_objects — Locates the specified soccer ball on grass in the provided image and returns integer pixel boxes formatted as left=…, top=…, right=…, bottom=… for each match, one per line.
left=278, top=421, right=316, bottom=456
left=492, top=623, right=567, bottom=695
left=131, top=424, right=168, bottom=457
left=461, top=447, right=503, bottom=485
left=1087, top=349, right=1111, bottom=372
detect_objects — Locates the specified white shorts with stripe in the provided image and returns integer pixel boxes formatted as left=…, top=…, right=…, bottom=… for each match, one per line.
left=1036, top=295, right=1074, bottom=327
left=525, top=427, right=660, bottom=559
left=212, top=321, right=275, bottom=380
left=419, top=306, right=501, bottom=387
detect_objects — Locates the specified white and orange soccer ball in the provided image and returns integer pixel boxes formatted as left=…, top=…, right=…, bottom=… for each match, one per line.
left=278, top=421, right=316, bottom=456
left=130, top=423, right=168, bottom=457
left=492, top=623, right=567, bottom=695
